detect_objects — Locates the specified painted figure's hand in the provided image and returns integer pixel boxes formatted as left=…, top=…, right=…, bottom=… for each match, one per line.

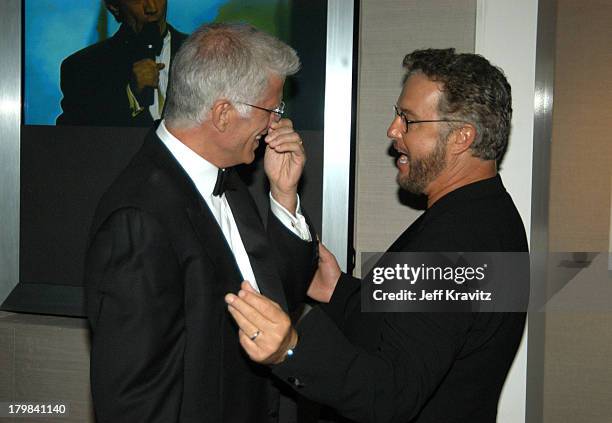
left=131, top=59, right=164, bottom=94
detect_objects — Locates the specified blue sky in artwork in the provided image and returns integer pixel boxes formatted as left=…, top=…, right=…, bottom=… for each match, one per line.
left=25, top=0, right=228, bottom=125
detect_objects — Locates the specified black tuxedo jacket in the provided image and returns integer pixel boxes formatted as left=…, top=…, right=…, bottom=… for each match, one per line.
left=57, top=24, right=187, bottom=127
left=273, top=175, right=528, bottom=423
left=85, top=131, right=317, bottom=422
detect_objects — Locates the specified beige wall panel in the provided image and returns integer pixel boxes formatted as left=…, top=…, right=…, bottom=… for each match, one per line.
left=355, top=0, right=476, bottom=273
left=0, top=313, right=94, bottom=423
left=0, top=325, right=15, bottom=402
left=544, top=0, right=612, bottom=421
left=543, top=312, right=612, bottom=423
left=549, top=0, right=612, bottom=252
left=0, top=312, right=16, bottom=423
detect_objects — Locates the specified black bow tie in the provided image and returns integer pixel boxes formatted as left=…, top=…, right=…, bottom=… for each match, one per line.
left=213, top=168, right=230, bottom=197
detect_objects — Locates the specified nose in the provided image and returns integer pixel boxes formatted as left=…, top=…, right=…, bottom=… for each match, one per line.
left=387, top=116, right=403, bottom=140
left=143, top=0, right=158, bottom=14
left=269, top=112, right=282, bottom=125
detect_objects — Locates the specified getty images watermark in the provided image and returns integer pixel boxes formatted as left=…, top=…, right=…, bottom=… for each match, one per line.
left=361, top=252, right=530, bottom=312
left=361, top=252, right=612, bottom=312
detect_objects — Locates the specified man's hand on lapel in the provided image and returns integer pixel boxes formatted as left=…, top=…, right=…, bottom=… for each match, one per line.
left=264, top=118, right=305, bottom=214
left=225, top=281, right=298, bottom=365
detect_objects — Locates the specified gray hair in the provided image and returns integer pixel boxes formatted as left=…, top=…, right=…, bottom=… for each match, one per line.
left=164, top=23, right=301, bottom=127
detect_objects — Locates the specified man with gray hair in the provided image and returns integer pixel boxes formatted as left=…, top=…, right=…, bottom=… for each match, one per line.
left=85, top=23, right=317, bottom=422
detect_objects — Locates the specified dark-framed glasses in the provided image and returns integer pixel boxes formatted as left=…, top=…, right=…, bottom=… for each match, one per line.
left=393, top=104, right=465, bottom=131
left=240, top=101, right=285, bottom=119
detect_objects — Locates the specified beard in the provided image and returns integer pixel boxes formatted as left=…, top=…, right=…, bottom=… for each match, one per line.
left=397, top=132, right=449, bottom=194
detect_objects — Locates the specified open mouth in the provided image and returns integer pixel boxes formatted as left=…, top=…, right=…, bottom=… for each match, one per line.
left=393, top=141, right=408, bottom=155
left=393, top=142, right=410, bottom=168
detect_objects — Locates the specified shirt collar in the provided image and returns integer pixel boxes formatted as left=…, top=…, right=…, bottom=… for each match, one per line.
left=156, top=119, right=220, bottom=198
left=162, top=29, right=171, bottom=48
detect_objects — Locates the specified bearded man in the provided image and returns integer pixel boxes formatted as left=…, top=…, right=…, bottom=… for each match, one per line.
left=226, top=48, right=528, bottom=423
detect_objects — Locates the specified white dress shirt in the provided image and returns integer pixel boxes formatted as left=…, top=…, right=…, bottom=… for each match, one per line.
left=156, top=120, right=311, bottom=292
left=150, top=31, right=171, bottom=120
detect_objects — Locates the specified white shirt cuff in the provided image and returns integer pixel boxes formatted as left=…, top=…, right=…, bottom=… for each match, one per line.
left=269, top=193, right=312, bottom=242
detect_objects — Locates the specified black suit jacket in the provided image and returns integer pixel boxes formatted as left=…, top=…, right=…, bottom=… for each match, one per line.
left=85, top=131, right=317, bottom=422
left=273, top=175, right=528, bottom=423
left=57, top=24, right=187, bottom=127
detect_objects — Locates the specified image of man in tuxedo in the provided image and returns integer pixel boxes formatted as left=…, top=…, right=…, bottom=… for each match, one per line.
left=84, top=23, right=317, bottom=422
left=226, top=48, right=529, bottom=423
left=57, top=0, right=187, bottom=126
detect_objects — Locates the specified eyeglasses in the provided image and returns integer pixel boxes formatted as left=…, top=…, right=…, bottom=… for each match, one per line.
left=239, top=101, right=285, bottom=119
left=393, top=105, right=465, bottom=132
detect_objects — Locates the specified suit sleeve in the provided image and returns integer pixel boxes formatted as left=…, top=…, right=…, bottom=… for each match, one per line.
left=266, top=209, right=318, bottom=311
left=85, top=208, right=184, bottom=423
left=272, top=305, right=474, bottom=423
left=318, top=272, right=361, bottom=330
left=56, top=53, right=141, bottom=126
left=56, top=58, right=87, bottom=125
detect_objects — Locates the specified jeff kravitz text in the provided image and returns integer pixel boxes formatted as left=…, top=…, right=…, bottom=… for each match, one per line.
left=372, top=289, right=492, bottom=302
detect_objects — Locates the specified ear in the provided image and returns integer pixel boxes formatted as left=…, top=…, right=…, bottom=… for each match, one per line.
left=449, top=123, right=476, bottom=155
left=210, top=100, right=233, bottom=132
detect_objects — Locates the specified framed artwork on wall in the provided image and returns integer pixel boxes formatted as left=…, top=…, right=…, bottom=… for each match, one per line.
left=1, top=0, right=356, bottom=316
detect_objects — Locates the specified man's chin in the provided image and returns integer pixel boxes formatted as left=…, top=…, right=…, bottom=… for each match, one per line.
left=397, top=174, right=425, bottom=195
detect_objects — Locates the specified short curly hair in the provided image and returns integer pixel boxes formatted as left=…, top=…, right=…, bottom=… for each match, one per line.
left=402, top=48, right=512, bottom=161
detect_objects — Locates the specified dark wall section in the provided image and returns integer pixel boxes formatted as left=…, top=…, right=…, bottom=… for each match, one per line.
left=20, top=125, right=146, bottom=287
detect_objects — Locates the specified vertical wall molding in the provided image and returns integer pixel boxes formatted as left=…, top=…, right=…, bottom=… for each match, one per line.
left=0, top=0, right=21, bottom=304
left=322, top=0, right=355, bottom=271
left=476, top=1, right=541, bottom=422
left=527, top=0, right=557, bottom=421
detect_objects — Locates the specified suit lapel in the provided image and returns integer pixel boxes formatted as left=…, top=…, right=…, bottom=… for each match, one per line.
left=143, top=132, right=243, bottom=291
left=160, top=26, right=187, bottom=121
left=224, top=170, right=288, bottom=311
left=186, top=204, right=244, bottom=292
left=143, top=132, right=288, bottom=307
left=168, top=25, right=187, bottom=60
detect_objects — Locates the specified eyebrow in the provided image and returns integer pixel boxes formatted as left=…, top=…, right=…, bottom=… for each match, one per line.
left=397, top=105, right=417, bottom=117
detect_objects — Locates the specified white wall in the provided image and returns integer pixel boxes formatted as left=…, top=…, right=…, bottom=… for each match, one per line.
left=475, top=1, right=540, bottom=422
